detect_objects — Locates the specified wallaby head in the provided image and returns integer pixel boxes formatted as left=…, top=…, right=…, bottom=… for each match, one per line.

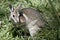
left=9, top=4, right=26, bottom=23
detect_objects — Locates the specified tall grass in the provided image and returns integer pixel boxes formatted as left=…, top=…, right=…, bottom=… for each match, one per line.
left=0, top=0, right=60, bottom=40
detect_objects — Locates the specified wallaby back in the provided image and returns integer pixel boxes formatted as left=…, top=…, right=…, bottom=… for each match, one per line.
left=20, top=8, right=45, bottom=27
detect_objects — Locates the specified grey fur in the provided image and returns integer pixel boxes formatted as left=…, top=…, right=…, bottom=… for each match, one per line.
left=9, top=4, right=45, bottom=38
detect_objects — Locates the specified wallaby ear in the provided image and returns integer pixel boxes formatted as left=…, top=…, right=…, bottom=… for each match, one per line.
left=16, top=4, right=23, bottom=11
left=9, top=4, right=14, bottom=12
left=19, top=16, right=26, bottom=23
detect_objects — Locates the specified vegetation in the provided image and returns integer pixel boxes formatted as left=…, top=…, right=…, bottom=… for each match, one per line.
left=0, top=0, right=60, bottom=40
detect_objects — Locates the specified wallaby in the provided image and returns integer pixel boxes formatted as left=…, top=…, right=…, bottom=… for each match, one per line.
left=9, top=4, right=45, bottom=39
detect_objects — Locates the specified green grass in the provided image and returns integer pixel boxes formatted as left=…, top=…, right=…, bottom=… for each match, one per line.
left=0, top=0, right=60, bottom=40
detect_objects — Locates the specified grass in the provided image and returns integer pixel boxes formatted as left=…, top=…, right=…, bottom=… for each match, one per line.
left=0, top=0, right=60, bottom=40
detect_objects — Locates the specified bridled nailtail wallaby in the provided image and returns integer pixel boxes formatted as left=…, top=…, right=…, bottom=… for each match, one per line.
left=9, top=4, right=45, bottom=38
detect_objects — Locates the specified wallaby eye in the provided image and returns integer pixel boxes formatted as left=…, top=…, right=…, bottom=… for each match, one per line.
left=13, top=15, right=15, bottom=17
